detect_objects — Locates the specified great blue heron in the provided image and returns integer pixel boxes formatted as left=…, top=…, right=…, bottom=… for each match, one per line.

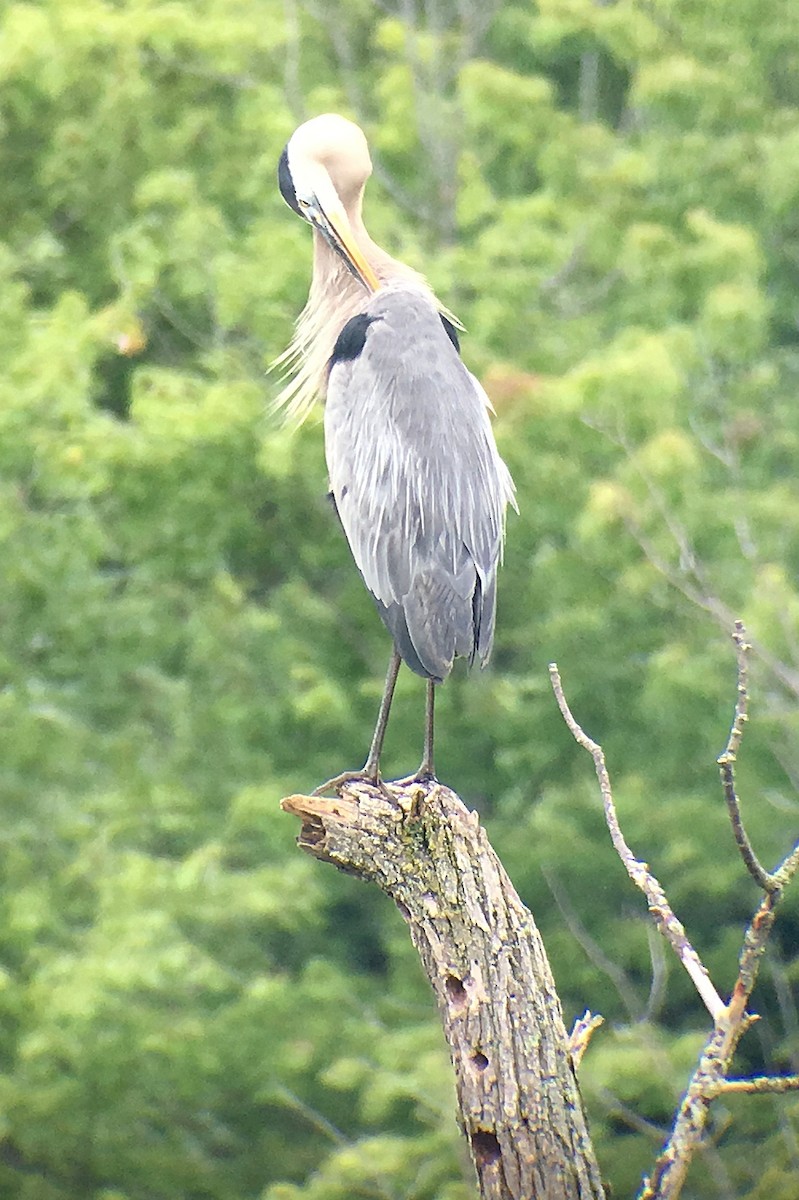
left=277, top=113, right=515, bottom=791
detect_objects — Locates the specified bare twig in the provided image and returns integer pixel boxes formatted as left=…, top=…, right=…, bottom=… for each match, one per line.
left=764, top=950, right=799, bottom=1074
left=271, top=1084, right=347, bottom=1144
left=730, top=891, right=779, bottom=1022
left=644, top=922, right=669, bottom=1023
left=639, top=883, right=785, bottom=1200
left=712, top=1075, right=799, bottom=1096
left=598, top=1089, right=669, bottom=1140
left=551, top=641, right=799, bottom=1200
left=716, top=622, right=775, bottom=891
left=641, top=629, right=798, bottom=1200
left=589, top=420, right=799, bottom=699
left=548, top=662, right=725, bottom=1021
left=281, top=0, right=306, bottom=120
left=542, top=863, right=643, bottom=1021
left=772, top=839, right=799, bottom=888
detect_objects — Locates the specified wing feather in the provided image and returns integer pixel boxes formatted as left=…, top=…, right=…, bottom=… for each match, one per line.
left=325, top=285, right=515, bottom=681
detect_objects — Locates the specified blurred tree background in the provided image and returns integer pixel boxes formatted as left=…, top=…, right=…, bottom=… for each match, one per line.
left=0, top=0, right=797, bottom=1196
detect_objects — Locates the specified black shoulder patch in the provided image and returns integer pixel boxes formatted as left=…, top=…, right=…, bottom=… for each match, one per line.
left=440, top=314, right=460, bottom=353
left=278, top=146, right=302, bottom=217
left=330, top=313, right=378, bottom=367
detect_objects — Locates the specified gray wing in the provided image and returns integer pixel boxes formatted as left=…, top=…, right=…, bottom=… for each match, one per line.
left=324, top=285, right=516, bottom=682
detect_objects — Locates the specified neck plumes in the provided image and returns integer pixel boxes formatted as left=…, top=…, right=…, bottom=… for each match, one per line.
left=273, top=209, right=432, bottom=425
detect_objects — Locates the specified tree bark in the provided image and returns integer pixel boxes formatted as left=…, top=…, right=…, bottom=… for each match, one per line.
left=282, top=780, right=606, bottom=1200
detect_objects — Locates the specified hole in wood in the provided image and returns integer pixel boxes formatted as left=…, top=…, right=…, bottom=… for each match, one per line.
left=395, top=899, right=411, bottom=922
left=444, top=974, right=466, bottom=1008
left=471, top=1129, right=501, bottom=1167
left=472, top=1050, right=489, bottom=1070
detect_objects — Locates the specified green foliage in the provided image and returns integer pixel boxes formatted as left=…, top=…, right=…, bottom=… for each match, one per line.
left=0, top=0, right=798, bottom=1197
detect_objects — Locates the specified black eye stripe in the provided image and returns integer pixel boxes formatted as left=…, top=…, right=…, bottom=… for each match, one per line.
left=278, top=145, right=303, bottom=217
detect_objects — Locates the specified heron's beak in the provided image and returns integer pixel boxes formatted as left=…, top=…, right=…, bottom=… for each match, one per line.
left=307, top=198, right=381, bottom=293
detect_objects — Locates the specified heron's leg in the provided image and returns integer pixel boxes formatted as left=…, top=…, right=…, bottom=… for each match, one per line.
left=417, top=679, right=436, bottom=781
left=362, top=646, right=402, bottom=778
left=312, top=647, right=401, bottom=796
left=395, top=678, right=437, bottom=788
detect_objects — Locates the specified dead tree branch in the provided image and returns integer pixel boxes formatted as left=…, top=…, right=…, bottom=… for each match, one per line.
left=551, top=622, right=799, bottom=1200
left=712, top=1074, right=799, bottom=1096
left=282, top=782, right=606, bottom=1200
left=716, top=620, right=775, bottom=891
left=548, top=663, right=725, bottom=1022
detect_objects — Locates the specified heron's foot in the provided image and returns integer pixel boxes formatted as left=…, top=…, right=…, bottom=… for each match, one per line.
left=311, top=766, right=391, bottom=799
left=392, top=765, right=438, bottom=790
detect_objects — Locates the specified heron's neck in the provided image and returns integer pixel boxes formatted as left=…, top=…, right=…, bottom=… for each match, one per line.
left=275, top=219, right=437, bottom=424
left=310, top=217, right=412, bottom=302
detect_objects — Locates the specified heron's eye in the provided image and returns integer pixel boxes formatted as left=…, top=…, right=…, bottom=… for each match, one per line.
left=296, top=197, right=314, bottom=222
left=295, top=196, right=317, bottom=225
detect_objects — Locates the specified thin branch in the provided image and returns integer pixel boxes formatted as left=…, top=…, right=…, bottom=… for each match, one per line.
left=281, top=0, right=306, bottom=120
left=542, top=863, right=644, bottom=1022
left=551, top=645, right=799, bottom=1199
left=637, top=623, right=798, bottom=1200
left=539, top=240, right=586, bottom=295
left=271, top=1084, right=347, bottom=1144
left=588, top=418, right=799, bottom=700
left=772, top=839, right=799, bottom=888
left=712, top=1075, right=799, bottom=1096
left=729, top=891, right=779, bottom=1022
left=644, top=922, right=669, bottom=1024
left=767, top=747, right=799, bottom=809
left=641, top=882, right=787, bottom=1200
left=718, top=620, right=750, bottom=760
left=548, top=662, right=725, bottom=1021
left=716, top=621, right=775, bottom=892
left=598, top=1089, right=669, bottom=1140
left=763, top=950, right=799, bottom=1075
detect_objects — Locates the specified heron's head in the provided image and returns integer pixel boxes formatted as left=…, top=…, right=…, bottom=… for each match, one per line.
left=279, top=114, right=380, bottom=293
